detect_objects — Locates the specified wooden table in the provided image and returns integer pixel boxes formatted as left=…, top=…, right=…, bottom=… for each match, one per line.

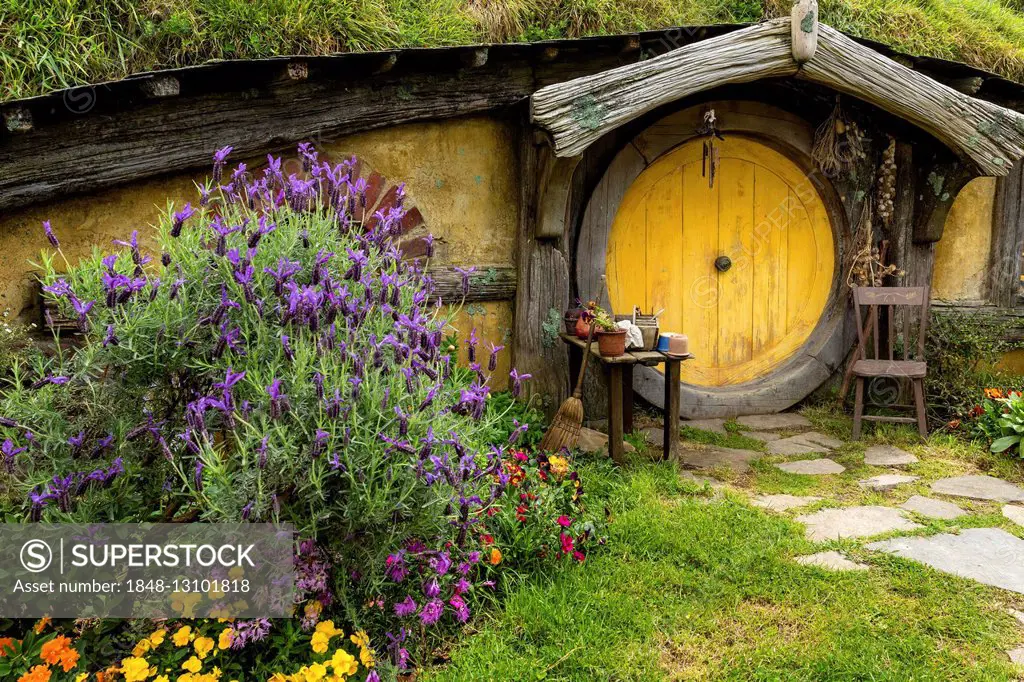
left=560, top=333, right=692, bottom=464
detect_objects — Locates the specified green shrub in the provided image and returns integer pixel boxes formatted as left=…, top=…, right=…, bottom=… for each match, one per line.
left=0, top=144, right=600, bottom=677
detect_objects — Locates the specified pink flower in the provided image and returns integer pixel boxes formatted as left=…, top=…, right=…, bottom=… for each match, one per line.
left=556, top=515, right=572, bottom=528
left=559, top=532, right=574, bottom=555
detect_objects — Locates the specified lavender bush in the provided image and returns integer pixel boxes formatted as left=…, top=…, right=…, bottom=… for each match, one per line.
left=0, top=145, right=548, bottom=668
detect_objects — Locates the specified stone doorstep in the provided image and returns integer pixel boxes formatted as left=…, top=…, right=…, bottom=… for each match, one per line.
left=900, top=495, right=966, bottom=520
left=577, top=426, right=635, bottom=455
left=795, top=551, right=869, bottom=571
left=680, top=418, right=727, bottom=435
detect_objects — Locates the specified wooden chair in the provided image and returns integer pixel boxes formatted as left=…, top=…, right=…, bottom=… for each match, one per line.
left=851, top=286, right=930, bottom=440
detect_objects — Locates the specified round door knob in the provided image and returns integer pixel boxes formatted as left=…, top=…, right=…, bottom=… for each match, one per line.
left=714, top=255, right=732, bottom=272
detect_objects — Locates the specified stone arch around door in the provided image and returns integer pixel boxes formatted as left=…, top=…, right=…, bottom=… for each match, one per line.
left=576, top=101, right=849, bottom=418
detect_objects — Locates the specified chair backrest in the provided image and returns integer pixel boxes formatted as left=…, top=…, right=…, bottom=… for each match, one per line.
left=852, top=286, right=931, bottom=362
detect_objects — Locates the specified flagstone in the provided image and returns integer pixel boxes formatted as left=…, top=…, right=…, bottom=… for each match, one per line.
left=797, top=505, right=922, bottom=542
left=737, top=413, right=812, bottom=430
left=931, top=475, right=1024, bottom=503
left=900, top=495, right=966, bottom=520
left=858, top=474, right=920, bottom=492
left=1009, top=647, right=1024, bottom=666
left=795, top=551, right=869, bottom=571
left=768, top=436, right=827, bottom=456
left=680, top=446, right=761, bottom=473
left=863, top=445, right=918, bottom=467
left=743, top=430, right=783, bottom=442
left=775, top=458, right=846, bottom=475
left=794, top=432, right=845, bottom=449
left=867, top=527, right=1024, bottom=595
left=752, top=494, right=823, bottom=512
left=1004, top=505, right=1024, bottom=527
left=681, top=418, right=727, bottom=435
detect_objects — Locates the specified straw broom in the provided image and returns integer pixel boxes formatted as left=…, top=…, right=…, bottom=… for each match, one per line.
left=540, top=281, right=603, bottom=452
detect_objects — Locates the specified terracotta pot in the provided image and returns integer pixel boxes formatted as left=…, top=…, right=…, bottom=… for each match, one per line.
left=563, top=308, right=583, bottom=334
left=596, top=329, right=627, bottom=357
left=575, top=316, right=594, bottom=340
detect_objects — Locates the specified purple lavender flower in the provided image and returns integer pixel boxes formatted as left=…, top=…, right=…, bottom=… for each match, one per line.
left=311, top=429, right=329, bottom=458
left=213, top=145, right=233, bottom=183
left=194, top=460, right=204, bottom=491
left=453, top=266, right=475, bottom=297
left=281, top=334, right=294, bottom=361
left=31, top=375, right=69, bottom=389
left=256, top=435, right=269, bottom=469
left=103, top=324, right=119, bottom=347
left=509, top=368, right=532, bottom=398
left=42, top=221, right=60, bottom=248
left=171, top=202, right=196, bottom=238
left=42, top=279, right=71, bottom=298
left=488, top=342, right=504, bottom=372
left=1, top=439, right=26, bottom=472
left=267, top=379, right=290, bottom=419
left=424, top=233, right=435, bottom=258
left=465, top=328, right=479, bottom=364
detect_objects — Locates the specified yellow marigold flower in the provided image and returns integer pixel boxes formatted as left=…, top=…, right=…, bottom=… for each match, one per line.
left=154, top=677, right=169, bottom=682
left=194, top=636, right=215, bottom=659
left=490, top=547, right=502, bottom=565
left=349, top=630, right=369, bottom=649
left=172, top=626, right=192, bottom=647
left=217, top=628, right=233, bottom=650
left=329, top=648, right=358, bottom=677
left=267, top=674, right=287, bottom=682
left=359, top=646, right=375, bottom=669
left=120, top=656, right=154, bottom=682
left=182, top=655, right=203, bottom=673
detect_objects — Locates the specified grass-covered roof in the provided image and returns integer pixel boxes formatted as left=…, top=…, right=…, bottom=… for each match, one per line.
left=3, top=0, right=1024, bottom=103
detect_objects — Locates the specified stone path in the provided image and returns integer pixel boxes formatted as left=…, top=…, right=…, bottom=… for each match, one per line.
left=752, top=494, right=822, bottom=512
left=737, top=413, right=812, bottom=430
left=642, top=409, right=1024, bottom=611
left=795, top=551, right=868, bottom=571
left=679, top=446, right=761, bottom=473
left=863, top=445, right=918, bottom=467
left=797, top=506, right=922, bottom=542
left=858, top=474, right=919, bottom=492
left=900, top=495, right=966, bottom=520
left=578, top=427, right=635, bottom=456
left=867, top=528, right=1024, bottom=595
left=775, top=459, right=846, bottom=475
left=930, top=475, right=1024, bottom=502
left=1004, top=505, right=1024, bottom=527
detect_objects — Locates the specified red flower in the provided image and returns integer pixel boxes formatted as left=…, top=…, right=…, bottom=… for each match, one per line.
left=480, top=534, right=494, bottom=546
left=512, top=450, right=528, bottom=463
left=556, top=515, right=572, bottom=528
left=572, top=550, right=586, bottom=563
left=559, top=532, right=574, bottom=555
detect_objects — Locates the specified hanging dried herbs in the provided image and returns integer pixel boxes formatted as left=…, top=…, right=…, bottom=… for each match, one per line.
left=812, top=96, right=865, bottom=177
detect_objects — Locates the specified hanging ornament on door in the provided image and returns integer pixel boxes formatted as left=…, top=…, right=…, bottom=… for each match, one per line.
left=698, top=108, right=724, bottom=188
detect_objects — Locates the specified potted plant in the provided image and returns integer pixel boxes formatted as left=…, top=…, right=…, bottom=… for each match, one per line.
left=591, top=307, right=626, bottom=357
left=564, top=304, right=584, bottom=335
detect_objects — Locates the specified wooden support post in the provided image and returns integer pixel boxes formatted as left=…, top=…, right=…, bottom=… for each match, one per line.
left=608, top=365, right=625, bottom=465
left=663, top=360, right=681, bottom=461
left=622, top=365, right=634, bottom=435
left=791, top=0, right=819, bottom=64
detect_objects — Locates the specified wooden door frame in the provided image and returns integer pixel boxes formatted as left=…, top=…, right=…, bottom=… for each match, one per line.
left=575, top=99, right=851, bottom=418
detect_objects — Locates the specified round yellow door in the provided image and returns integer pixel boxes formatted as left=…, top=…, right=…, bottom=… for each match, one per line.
left=606, top=136, right=834, bottom=387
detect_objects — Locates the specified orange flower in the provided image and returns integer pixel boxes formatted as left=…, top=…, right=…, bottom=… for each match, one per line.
left=984, top=388, right=1004, bottom=399
left=17, top=665, right=51, bottom=682
left=58, top=647, right=79, bottom=672
left=40, top=636, right=71, bottom=666
left=948, top=419, right=962, bottom=430
left=489, top=547, right=502, bottom=565
left=0, top=637, right=16, bottom=657
left=33, top=618, right=51, bottom=634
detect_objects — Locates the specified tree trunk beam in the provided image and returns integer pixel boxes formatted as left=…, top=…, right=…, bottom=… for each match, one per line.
left=531, top=19, right=1024, bottom=176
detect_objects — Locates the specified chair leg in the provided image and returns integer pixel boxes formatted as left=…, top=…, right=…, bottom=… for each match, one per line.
left=912, top=378, right=928, bottom=439
left=852, top=377, right=865, bottom=440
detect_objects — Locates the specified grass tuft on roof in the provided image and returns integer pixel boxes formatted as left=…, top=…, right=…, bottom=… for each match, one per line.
left=2, top=0, right=1024, bottom=102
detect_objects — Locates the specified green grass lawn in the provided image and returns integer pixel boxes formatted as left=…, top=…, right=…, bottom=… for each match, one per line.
left=3, top=0, right=1024, bottom=102
left=427, top=413, right=1024, bottom=681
